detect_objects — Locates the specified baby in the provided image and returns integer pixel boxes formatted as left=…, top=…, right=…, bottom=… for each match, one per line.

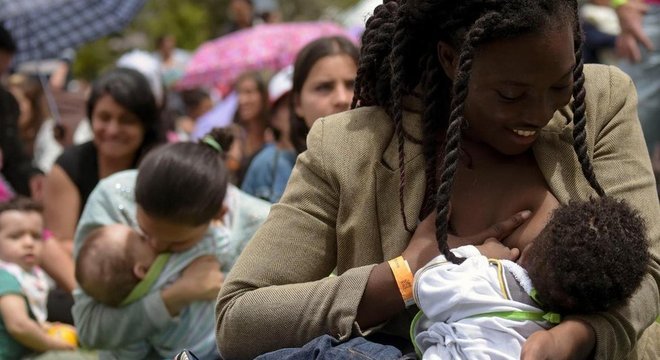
left=75, top=223, right=221, bottom=358
left=413, top=197, right=649, bottom=360
left=76, top=224, right=158, bottom=307
left=0, top=197, right=75, bottom=358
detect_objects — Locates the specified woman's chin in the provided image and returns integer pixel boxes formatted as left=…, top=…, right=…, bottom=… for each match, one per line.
left=99, top=148, right=137, bottom=160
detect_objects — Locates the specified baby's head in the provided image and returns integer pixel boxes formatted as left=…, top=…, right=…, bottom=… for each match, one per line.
left=521, top=197, right=649, bottom=315
left=0, top=197, right=44, bottom=272
left=75, top=224, right=157, bottom=306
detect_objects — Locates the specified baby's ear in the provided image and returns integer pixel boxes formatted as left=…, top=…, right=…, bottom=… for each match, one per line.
left=133, top=263, right=149, bottom=280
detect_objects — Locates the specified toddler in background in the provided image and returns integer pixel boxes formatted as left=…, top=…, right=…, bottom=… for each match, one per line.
left=0, top=197, right=75, bottom=358
left=413, top=197, right=649, bottom=360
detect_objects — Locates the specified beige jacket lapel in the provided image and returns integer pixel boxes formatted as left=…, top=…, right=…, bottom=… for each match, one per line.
left=375, top=100, right=426, bottom=259
left=533, top=106, right=599, bottom=203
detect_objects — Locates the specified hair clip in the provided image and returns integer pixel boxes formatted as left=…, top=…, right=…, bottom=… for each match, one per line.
left=202, top=135, right=223, bottom=153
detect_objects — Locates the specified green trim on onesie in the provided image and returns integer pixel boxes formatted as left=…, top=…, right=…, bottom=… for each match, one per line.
left=120, top=253, right=171, bottom=306
left=410, top=310, right=425, bottom=359
left=468, top=310, right=561, bottom=324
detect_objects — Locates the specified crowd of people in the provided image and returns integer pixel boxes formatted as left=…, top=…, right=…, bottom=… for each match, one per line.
left=0, top=0, right=657, bottom=359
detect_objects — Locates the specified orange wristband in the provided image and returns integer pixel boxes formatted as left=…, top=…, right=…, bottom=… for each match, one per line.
left=388, top=256, right=415, bottom=307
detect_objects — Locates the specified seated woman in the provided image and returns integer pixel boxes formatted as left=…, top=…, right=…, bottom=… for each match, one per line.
left=43, top=67, right=163, bottom=259
left=232, top=71, right=270, bottom=184
left=6, top=74, right=49, bottom=165
left=41, top=68, right=164, bottom=324
left=241, top=36, right=359, bottom=203
left=71, top=128, right=271, bottom=356
left=215, top=1, right=659, bottom=359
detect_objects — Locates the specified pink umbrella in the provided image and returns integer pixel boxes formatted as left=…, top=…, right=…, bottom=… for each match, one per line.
left=176, top=21, right=358, bottom=93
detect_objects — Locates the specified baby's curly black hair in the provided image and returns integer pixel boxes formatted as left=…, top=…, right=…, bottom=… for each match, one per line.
left=526, top=197, right=649, bottom=314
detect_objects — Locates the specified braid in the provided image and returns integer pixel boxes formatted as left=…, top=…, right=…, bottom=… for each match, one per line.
left=570, top=21, right=606, bottom=196
left=390, top=3, right=418, bottom=232
left=352, top=0, right=399, bottom=108
left=435, top=13, right=505, bottom=265
left=354, top=0, right=589, bottom=259
left=420, top=54, right=449, bottom=218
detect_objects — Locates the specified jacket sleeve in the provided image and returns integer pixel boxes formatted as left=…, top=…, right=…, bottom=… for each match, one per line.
left=215, top=119, right=375, bottom=360
left=571, top=66, right=660, bottom=360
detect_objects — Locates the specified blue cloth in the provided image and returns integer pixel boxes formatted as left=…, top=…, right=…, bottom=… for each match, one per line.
left=241, top=144, right=296, bottom=203
left=582, top=21, right=616, bottom=64
left=254, top=335, right=405, bottom=360
left=619, top=4, right=660, bottom=153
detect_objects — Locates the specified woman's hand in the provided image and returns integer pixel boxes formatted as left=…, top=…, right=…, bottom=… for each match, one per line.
left=403, top=210, right=531, bottom=273
left=162, top=256, right=224, bottom=316
left=521, top=319, right=596, bottom=360
left=179, top=256, right=224, bottom=301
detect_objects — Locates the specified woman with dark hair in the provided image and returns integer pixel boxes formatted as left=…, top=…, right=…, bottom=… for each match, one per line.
left=241, top=36, right=359, bottom=202
left=71, top=128, right=270, bottom=356
left=43, top=67, right=163, bottom=257
left=232, top=71, right=269, bottom=184
left=7, top=74, right=48, bottom=161
left=289, top=36, right=359, bottom=154
left=216, top=1, right=659, bottom=359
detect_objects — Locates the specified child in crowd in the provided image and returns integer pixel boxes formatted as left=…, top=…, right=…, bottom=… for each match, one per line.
left=169, top=88, right=213, bottom=143
left=0, top=198, right=75, bottom=358
left=413, top=197, right=649, bottom=360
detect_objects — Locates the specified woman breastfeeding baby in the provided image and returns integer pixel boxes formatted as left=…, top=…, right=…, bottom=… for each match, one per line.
left=71, top=128, right=270, bottom=358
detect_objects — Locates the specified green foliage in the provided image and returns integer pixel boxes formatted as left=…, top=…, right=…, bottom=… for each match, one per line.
left=72, top=38, right=113, bottom=81
left=137, top=0, right=212, bottom=50
left=73, top=0, right=360, bottom=81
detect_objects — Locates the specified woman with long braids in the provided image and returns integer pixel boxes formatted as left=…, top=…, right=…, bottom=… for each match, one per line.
left=216, top=1, right=659, bottom=359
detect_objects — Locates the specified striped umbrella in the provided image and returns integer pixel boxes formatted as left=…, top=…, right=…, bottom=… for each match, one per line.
left=2, top=0, right=147, bottom=64
left=0, top=0, right=75, bottom=21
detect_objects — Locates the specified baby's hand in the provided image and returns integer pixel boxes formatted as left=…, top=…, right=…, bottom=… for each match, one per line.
left=476, top=238, right=520, bottom=260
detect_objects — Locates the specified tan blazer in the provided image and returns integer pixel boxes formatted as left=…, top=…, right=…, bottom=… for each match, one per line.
left=216, top=64, right=659, bottom=360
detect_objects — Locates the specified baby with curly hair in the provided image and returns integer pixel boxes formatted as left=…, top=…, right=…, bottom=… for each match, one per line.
left=412, top=197, right=650, bottom=360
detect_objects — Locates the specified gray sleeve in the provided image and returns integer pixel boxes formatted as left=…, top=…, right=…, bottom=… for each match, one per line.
left=72, top=289, right=174, bottom=348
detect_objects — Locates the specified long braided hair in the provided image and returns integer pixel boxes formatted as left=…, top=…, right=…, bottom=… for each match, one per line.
left=352, top=0, right=605, bottom=264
